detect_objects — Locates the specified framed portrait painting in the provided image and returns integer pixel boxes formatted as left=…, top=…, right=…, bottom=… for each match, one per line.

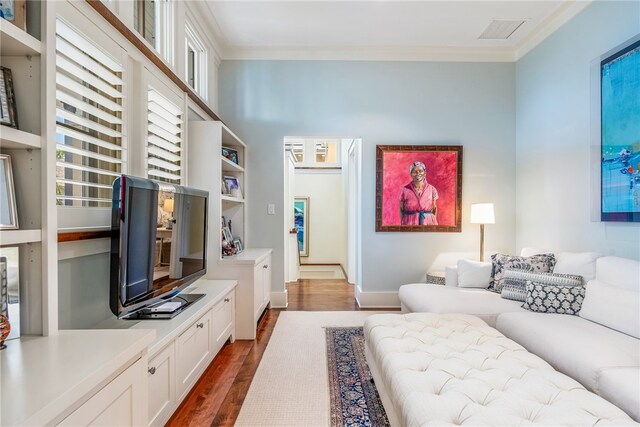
left=376, top=145, right=462, bottom=232
left=600, top=38, right=640, bottom=222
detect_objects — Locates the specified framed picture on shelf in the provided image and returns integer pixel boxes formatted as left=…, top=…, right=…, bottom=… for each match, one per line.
left=0, top=154, right=19, bottom=230
left=233, top=238, right=243, bottom=254
left=375, top=145, right=463, bottom=232
left=222, top=226, right=233, bottom=243
left=222, top=146, right=239, bottom=165
left=224, top=176, right=242, bottom=198
left=0, top=1, right=27, bottom=31
left=0, top=67, right=18, bottom=129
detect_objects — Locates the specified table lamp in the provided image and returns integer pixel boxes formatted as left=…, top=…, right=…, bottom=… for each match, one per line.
left=470, top=203, right=495, bottom=262
left=164, top=198, right=174, bottom=229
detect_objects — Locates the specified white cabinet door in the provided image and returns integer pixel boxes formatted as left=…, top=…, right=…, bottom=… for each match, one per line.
left=262, top=256, right=272, bottom=308
left=147, top=342, right=176, bottom=426
left=253, top=264, right=264, bottom=319
left=176, top=310, right=212, bottom=401
left=58, top=357, right=147, bottom=427
left=211, top=290, right=234, bottom=350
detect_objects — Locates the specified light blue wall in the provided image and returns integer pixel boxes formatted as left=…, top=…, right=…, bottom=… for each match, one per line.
left=515, top=1, right=640, bottom=258
left=59, top=253, right=112, bottom=329
left=219, top=61, right=516, bottom=293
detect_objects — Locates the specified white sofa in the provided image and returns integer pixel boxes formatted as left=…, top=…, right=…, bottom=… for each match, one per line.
left=397, top=251, right=640, bottom=421
left=365, top=313, right=636, bottom=426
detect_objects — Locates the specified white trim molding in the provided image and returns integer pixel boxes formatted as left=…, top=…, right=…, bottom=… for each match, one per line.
left=270, top=290, right=288, bottom=308
left=356, top=286, right=401, bottom=309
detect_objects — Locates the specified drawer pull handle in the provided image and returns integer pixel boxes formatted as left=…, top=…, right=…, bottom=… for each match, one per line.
left=196, top=322, right=204, bottom=328
left=263, top=265, right=268, bottom=269
left=224, top=298, right=230, bottom=302
left=148, top=367, right=156, bottom=375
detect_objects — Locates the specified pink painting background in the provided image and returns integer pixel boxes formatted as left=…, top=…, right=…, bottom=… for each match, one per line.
left=382, top=151, right=459, bottom=226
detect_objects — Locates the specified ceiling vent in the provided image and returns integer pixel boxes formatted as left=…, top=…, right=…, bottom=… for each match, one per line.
left=479, top=20, right=527, bottom=40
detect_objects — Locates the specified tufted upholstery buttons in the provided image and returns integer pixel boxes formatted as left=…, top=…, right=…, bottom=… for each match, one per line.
left=364, top=313, right=636, bottom=426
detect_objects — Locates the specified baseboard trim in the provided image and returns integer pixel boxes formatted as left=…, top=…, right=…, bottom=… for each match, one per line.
left=356, top=286, right=401, bottom=308
left=270, top=290, right=288, bottom=308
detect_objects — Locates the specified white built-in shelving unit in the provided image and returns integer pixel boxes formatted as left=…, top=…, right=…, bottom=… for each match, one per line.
left=0, top=4, right=56, bottom=337
left=189, top=121, right=247, bottom=258
left=188, top=121, right=272, bottom=339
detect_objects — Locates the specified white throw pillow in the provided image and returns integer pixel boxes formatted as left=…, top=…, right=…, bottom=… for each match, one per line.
left=444, top=265, right=458, bottom=287
left=579, top=279, right=640, bottom=338
left=520, top=247, right=553, bottom=257
left=456, top=259, right=492, bottom=288
left=554, top=252, right=601, bottom=283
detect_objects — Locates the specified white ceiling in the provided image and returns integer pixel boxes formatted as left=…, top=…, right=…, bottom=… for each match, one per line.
left=199, top=0, right=592, bottom=62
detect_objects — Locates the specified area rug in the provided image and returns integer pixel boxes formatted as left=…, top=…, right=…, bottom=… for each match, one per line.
left=326, top=327, right=390, bottom=427
left=235, top=311, right=386, bottom=426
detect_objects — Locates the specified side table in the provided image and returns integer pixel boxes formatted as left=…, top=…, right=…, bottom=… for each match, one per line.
left=426, top=271, right=446, bottom=285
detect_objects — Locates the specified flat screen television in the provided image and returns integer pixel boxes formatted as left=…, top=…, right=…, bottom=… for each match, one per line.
left=110, top=175, right=208, bottom=319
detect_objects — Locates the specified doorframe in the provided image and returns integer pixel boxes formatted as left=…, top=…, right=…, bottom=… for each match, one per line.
left=281, top=137, right=362, bottom=306
left=347, top=139, right=363, bottom=299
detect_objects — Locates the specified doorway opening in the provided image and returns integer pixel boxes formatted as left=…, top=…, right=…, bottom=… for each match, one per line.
left=283, top=137, right=362, bottom=305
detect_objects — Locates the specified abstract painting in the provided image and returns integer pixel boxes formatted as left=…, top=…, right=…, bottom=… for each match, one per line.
left=601, top=39, right=640, bottom=222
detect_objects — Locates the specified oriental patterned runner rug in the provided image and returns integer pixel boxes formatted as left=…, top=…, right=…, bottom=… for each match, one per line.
left=326, top=327, right=390, bottom=427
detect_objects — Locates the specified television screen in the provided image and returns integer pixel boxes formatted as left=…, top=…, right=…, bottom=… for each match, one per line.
left=601, top=38, right=640, bottom=222
left=110, top=175, right=208, bottom=318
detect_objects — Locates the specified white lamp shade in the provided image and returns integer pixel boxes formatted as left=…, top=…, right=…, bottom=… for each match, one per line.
left=164, top=198, right=174, bottom=213
left=470, top=203, right=495, bottom=224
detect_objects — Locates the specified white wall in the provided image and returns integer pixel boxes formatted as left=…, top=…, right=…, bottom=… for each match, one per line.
left=218, top=61, right=516, bottom=293
left=515, top=1, right=640, bottom=259
left=294, top=170, right=347, bottom=266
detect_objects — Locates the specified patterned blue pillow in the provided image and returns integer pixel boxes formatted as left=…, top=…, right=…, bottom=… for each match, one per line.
left=501, top=270, right=582, bottom=302
left=522, top=281, right=585, bottom=315
left=489, top=253, right=557, bottom=293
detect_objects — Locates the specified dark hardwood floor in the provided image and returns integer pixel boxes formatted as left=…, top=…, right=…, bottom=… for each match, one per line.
left=166, top=279, right=370, bottom=427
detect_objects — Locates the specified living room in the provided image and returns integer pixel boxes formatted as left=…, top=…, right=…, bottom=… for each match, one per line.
left=0, top=0, right=638, bottom=426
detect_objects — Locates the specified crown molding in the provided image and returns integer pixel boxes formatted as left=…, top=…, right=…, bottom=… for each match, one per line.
left=208, top=0, right=593, bottom=63
left=515, top=0, right=593, bottom=61
left=222, top=46, right=516, bottom=62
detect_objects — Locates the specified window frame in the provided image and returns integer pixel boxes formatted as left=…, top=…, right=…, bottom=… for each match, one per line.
left=55, top=5, right=129, bottom=230
left=184, top=21, right=207, bottom=101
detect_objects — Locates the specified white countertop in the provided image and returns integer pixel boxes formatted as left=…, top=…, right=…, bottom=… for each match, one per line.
left=96, top=279, right=237, bottom=355
left=0, top=328, right=155, bottom=426
left=219, top=248, right=272, bottom=265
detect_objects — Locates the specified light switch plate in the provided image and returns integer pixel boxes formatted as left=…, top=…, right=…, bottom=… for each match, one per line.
left=268, top=203, right=275, bottom=215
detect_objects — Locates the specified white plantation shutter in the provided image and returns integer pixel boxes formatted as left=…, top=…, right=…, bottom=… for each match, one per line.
left=146, top=85, right=183, bottom=184
left=55, top=19, right=125, bottom=207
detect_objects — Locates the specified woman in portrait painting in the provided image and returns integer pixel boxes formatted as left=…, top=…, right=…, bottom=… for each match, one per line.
left=399, top=161, right=439, bottom=225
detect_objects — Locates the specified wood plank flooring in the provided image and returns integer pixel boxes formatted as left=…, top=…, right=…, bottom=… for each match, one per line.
left=166, top=279, right=376, bottom=427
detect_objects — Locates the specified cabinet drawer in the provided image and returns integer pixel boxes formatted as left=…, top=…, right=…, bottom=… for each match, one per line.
left=211, top=291, right=234, bottom=348
left=58, top=357, right=147, bottom=426
left=176, top=311, right=212, bottom=400
left=147, top=342, right=175, bottom=426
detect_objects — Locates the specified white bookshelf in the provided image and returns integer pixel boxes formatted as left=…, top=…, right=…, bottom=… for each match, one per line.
left=189, top=121, right=247, bottom=261
left=0, top=229, right=42, bottom=245
left=0, top=2, right=55, bottom=337
left=0, top=126, right=41, bottom=149
left=0, top=20, right=42, bottom=56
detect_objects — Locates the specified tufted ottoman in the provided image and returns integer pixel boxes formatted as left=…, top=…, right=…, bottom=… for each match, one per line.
left=364, top=313, right=637, bottom=426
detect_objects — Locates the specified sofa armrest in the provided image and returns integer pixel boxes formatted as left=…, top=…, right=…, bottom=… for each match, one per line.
left=445, top=265, right=458, bottom=287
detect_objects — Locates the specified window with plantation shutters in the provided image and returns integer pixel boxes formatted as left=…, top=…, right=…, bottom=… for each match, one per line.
left=146, top=86, right=183, bottom=184
left=55, top=19, right=125, bottom=207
